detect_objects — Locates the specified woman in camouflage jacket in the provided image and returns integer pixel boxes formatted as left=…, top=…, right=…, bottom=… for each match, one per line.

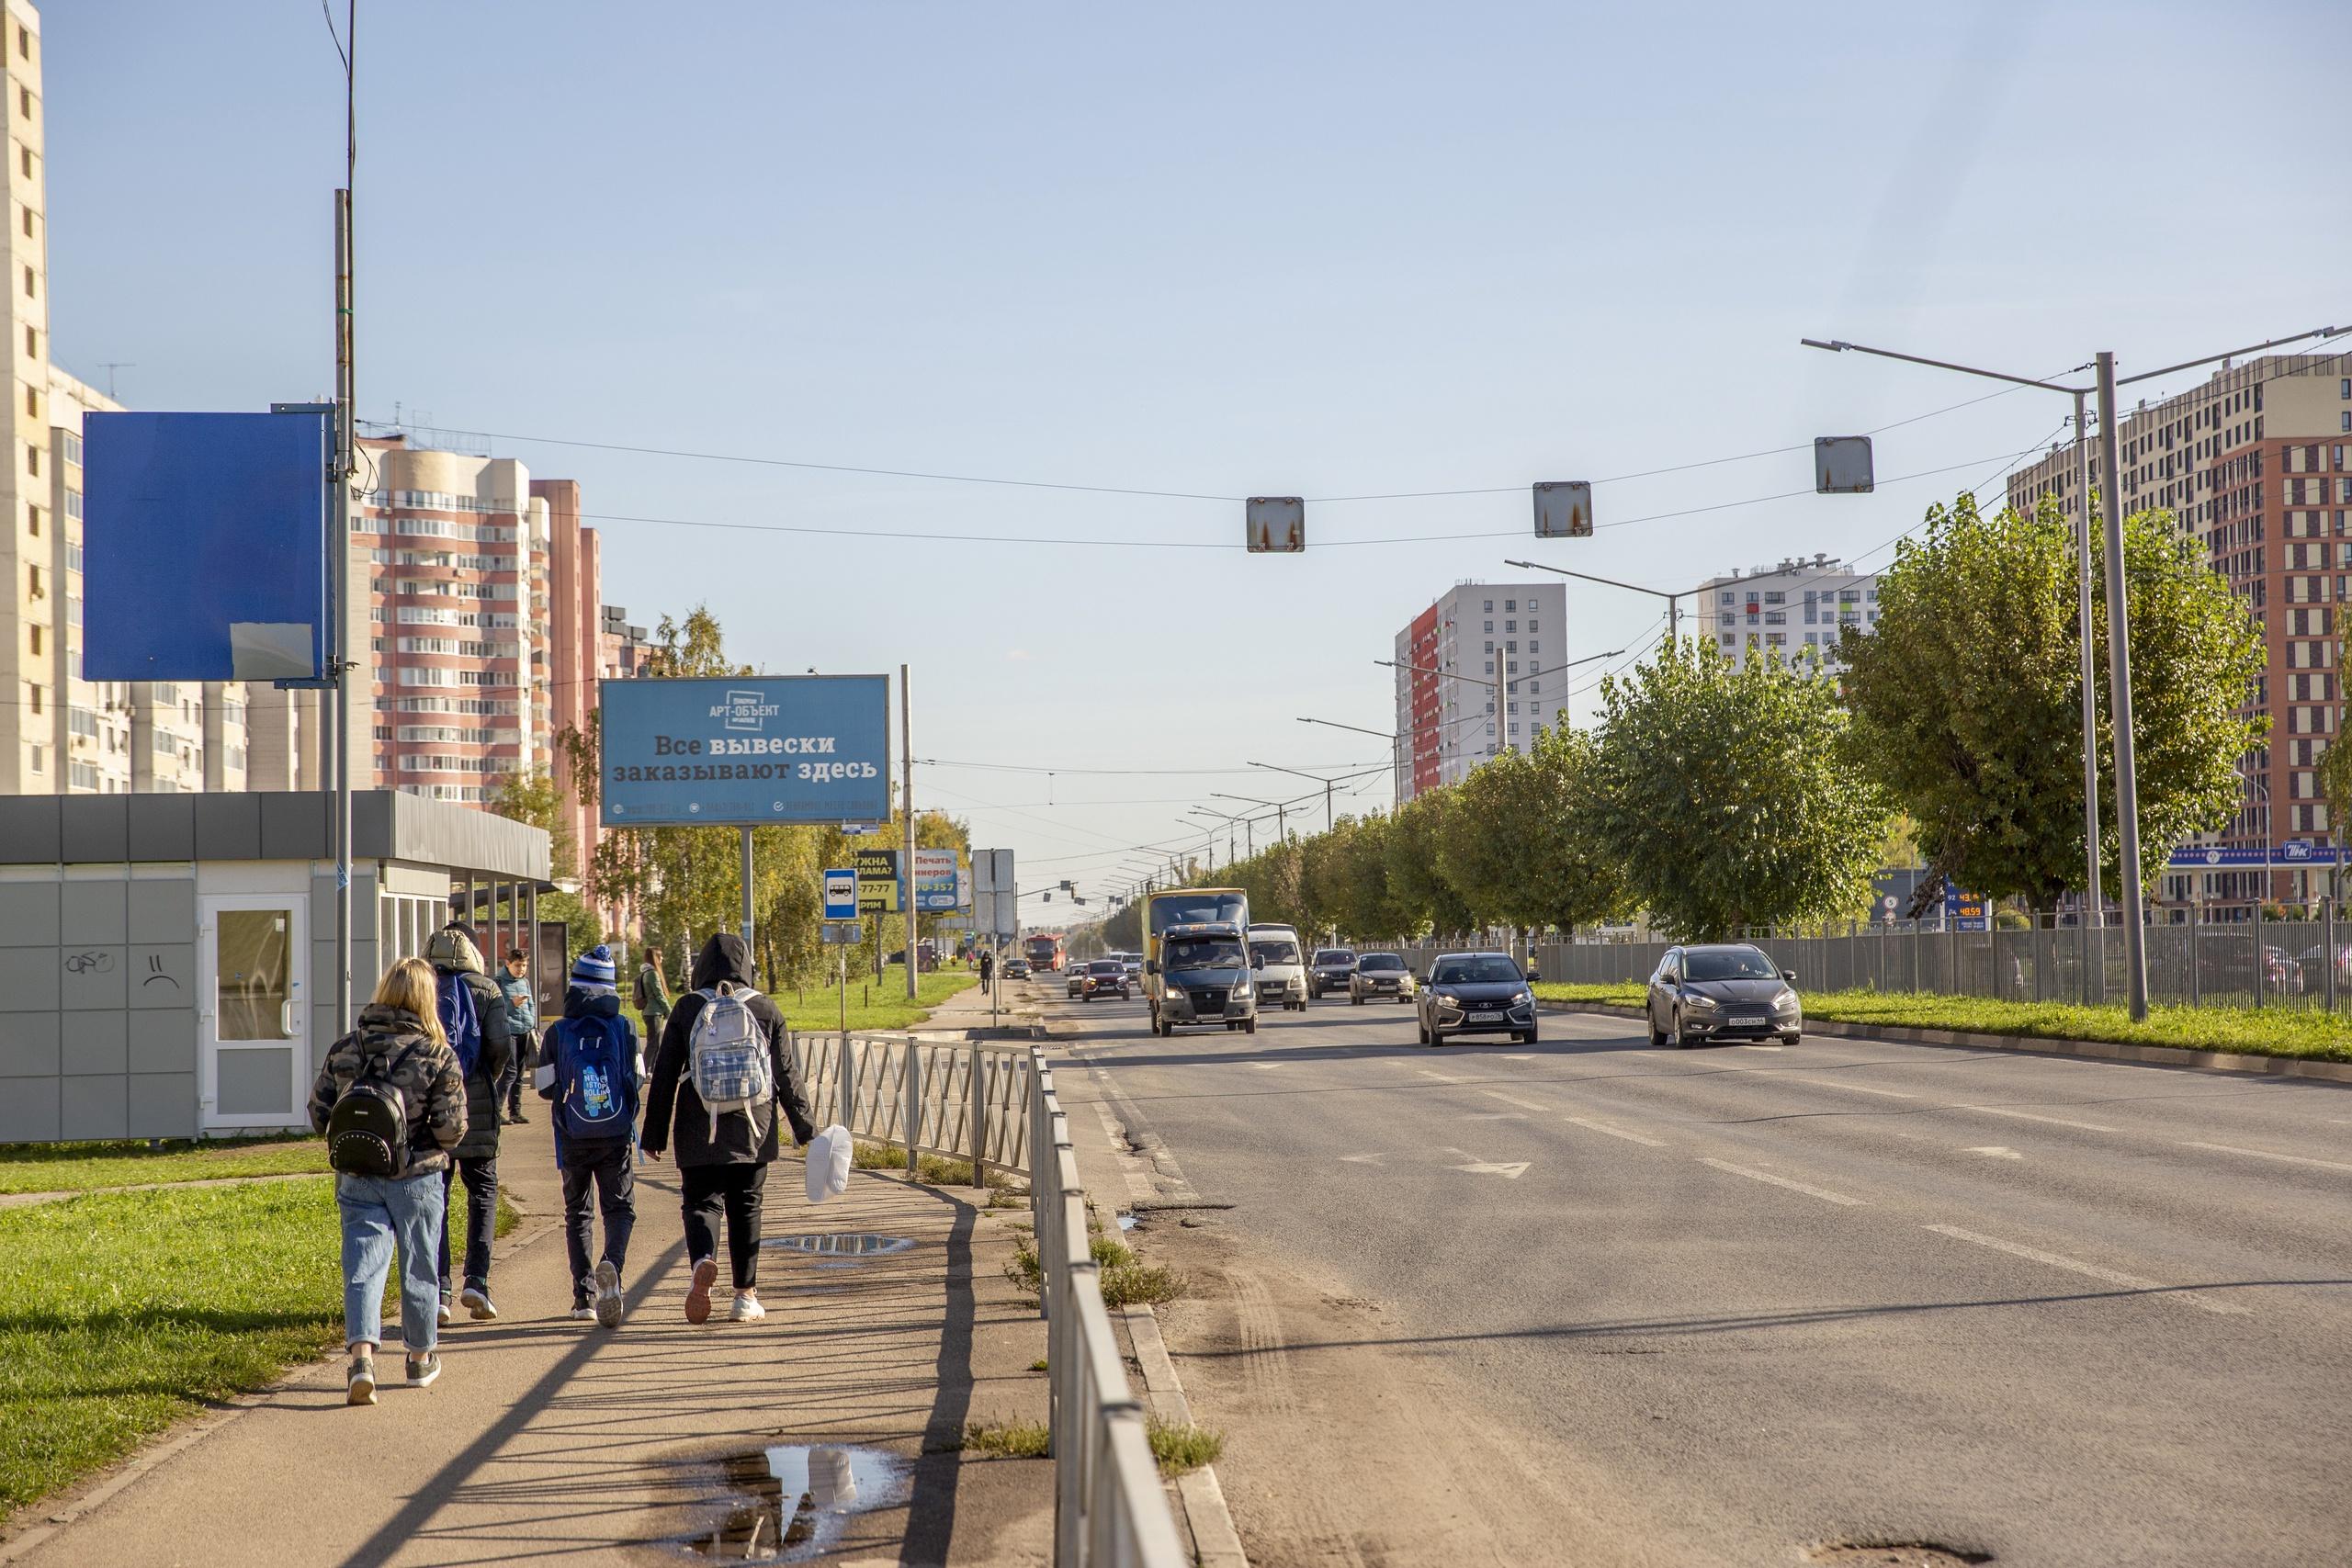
left=308, top=957, right=467, bottom=1404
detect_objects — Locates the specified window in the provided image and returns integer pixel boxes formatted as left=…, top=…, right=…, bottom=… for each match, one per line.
left=28, top=682, right=40, bottom=712
left=16, top=148, right=26, bottom=179
left=1505, top=600, right=1517, bottom=613
left=16, top=88, right=28, bottom=120
left=1505, top=639, right=1517, bottom=652
left=25, top=562, right=39, bottom=596
left=1505, top=620, right=1517, bottom=633
left=1763, top=591, right=1785, bottom=604
left=28, top=745, right=40, bottom=773
left=20, top=325, right=30, bottom=358
left=1483, top=640, right=1492, bottom=653
left=24, top=502, right=34, bottom=536
left=1720, top=591, right=1736, bottom=604
left=22, top=385, right=33, bottom=418
left=1483, top=600, right=1493, bottom=613
left=21, top=265, right=31, bottom=299
left=24, top=444, right=34, bottom=477
left=17, top=207, right=27, bottom=238
left=1528, top=621, right=1539, bottom=633
left=1482, top=619, right=1492, bottom=632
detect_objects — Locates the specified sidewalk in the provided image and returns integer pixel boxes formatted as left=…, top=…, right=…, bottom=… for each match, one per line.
left=4, top=1111, right=1051, bottom=1568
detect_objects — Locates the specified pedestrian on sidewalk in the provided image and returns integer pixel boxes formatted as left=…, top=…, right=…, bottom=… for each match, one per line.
left=496, top=947, right=538, bottom=1124
left=309, top=957, right=467, bottom=1404
left=636, top=947, right=673, bottom=1042
left=641, top=931, right=814, bottom=1325
left=537, top=942, right=641, bottom=1326
left=426, top=922, right=514, bottom=1325
left=978, top=946, right=993, bottom=994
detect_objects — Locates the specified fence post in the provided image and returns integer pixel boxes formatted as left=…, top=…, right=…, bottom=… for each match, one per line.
left=2328, top=897, right=2338, bottom=1015
left=904, top=1042, right=923, bottom=1177
left=970, top=1042, right=988, bottom=1190
left=2188, top=902, right=2199, bottom=1008
left=839, top=1033, right=856, bottom=1133
left=2255, top=897, right=2266, bottom=1010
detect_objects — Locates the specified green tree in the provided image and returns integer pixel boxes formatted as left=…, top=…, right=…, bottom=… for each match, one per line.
left=1842, top=492, right=2266, bottom=908
left=489, top=767, right=576, bottom=880
left=1590, top=638, right=1888, bottom=940
left=1385, top=787, right=1474, bottom=937
left=1432, top=728, right=1626, bottom=933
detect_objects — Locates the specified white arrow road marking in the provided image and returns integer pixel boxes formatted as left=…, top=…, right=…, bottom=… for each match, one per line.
left=2182, top=1140, right=2352, bottom=1175
left=1785, top=1075, right=1917, bottom=1099
left=1965, top=1145, right=2024, bottom=1160
left=1481, top=1089, right=1551, bottom=1111
left=1958, top=1104, right=2117, bottom=1133
left=1451, top=1161, right=1531, bottom=1179
left=1699, top=1157, right=1864, bottom=1206
left=1563, top=1115, right=1666, bottom=1148
left=1925, top=1224, right=2250, bottom=1315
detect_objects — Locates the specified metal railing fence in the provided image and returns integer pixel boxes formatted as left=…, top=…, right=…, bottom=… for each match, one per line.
left=791, top=1032, right=1035, bottom=1186
left=1530, top=905, right=2349, bottom=1014
left=1029, top=1053, right=1187, bottom=1568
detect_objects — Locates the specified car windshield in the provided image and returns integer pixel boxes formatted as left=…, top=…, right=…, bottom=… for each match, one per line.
left=1315, top=950, right=1355, bottom=966
left=1684, top=948, right=1780, bottom=981
left=1166, top=938, right=1246, bottom=970
left=1433, top=956, right=1521, bottom=986
left=1358, top=953, right=1404, bottom=973
left=1089, top=961, right=1122, bottom=975
left=1250, top=941, right=1301, bottom=964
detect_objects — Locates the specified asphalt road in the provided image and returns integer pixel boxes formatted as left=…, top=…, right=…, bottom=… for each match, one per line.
left=1046, top=983, right=2352, bottom=1566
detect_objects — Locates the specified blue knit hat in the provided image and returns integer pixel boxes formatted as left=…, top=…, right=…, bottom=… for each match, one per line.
left=570, top=944, right=616, bottom=987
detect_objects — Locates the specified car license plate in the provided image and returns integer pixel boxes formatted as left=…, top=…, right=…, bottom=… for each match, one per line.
left=1469, top=1010, right=1502, bottom=1022
left=1730, top=1015, right=1765, bottom=1026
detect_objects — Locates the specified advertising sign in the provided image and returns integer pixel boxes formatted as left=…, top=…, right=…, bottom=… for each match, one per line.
left=913, top=848, right=963, bottom=912
left=821, top=869, right=859, bottom=921
left=973, top=848, right=1016, bottom=939
left=855, top=848, right=900, bottom=913
left=1943, top=887, right=1989, bottom=932
left=2166, top=840, right=2337, bottom=868
left=597, top=675, right=890, bottom=828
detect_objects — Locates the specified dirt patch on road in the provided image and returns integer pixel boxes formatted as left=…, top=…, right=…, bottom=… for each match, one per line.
left=1135, top=1213, right=1713, bottom=1568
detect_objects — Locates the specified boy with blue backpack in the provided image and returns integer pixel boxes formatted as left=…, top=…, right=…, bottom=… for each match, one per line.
left=537, top=943, right=641, bottom=1326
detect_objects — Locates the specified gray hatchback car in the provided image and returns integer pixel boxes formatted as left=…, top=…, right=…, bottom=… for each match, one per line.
left=1645, top=943, right=1802, bottom=1046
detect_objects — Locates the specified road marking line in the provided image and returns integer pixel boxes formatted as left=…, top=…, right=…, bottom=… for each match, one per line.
left=1418, top=1069, right=1462, bottom=1083
left=1451, top=1160, right=1531, bottom=1179
left=1462, top=1111, right=1526, bottom=1121
left=1737, top=1043, right=1784, bottom=1052
left=1338, top=1154, right=1386, bottom=1165
left=1954, top=1104, right=2118, bottom=1133
left=1698, top=1157, right=1865, bottom=1206
left=2182, top=1140, right=2352, bottom=1175
left=1964, top=1145, right=2024, bottom=1160
left=1924, top=1224, right=2250, bottom=1316
left=1481, top=1089, right=1551, bottom=1111
left=1784, top=1075, right=1917, bottom=1099
left=1246, top=1062, right=1280, bottom=1071
left=1563, top=1116, right=1667, bottom=1148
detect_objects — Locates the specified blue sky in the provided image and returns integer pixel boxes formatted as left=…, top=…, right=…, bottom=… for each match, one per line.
left=47, top=1, right=2352, bottom=907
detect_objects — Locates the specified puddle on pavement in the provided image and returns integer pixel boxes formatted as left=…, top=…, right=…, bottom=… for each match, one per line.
left=763, top=1233, right=916, bottom=1258
left=681, top=1443, right=910, bottom=1562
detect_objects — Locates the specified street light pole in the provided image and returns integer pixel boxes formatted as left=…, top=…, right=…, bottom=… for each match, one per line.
left=1249, top=761, right=1338, bottom=831
left=1502, top=560, right=1688, bottom=656
left=2072, top=389, right=2103, bottom=971
left=2096, top=351, right=2150, bottom=1020
left=1296, top=716, right=1401, bottom=807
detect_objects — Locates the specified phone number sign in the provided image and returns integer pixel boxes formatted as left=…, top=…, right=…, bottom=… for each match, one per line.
left=598, top=675, right=890, bottom=827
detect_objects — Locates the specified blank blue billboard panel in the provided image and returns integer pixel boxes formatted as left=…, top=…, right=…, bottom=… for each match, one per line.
left=81, top=411, right=333, bottom=682
left=599, top=675, right=892, bottom=827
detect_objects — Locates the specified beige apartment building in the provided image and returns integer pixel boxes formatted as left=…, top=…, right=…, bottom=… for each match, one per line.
left=2007, top=351, right=2352, bottom=904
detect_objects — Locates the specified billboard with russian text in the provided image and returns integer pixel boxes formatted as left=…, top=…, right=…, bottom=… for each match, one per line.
left=598, top=675, right=890, bottom=827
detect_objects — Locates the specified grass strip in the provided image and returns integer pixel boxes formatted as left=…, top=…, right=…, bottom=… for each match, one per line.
left=0, top=1134, right=328, bottom=1196
left=773, top=965, right=979, bottom=1032
left=1002, top=1235, right=1185, bottom=1308
left=1532, top=981, right=2352, bottom=1063
left=1145, top=1416, right=1224, bottom=1476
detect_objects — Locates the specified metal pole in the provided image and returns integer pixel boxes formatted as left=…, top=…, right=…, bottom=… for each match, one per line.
left=2073, top=389, right=2103, bottom=988
left=902, top=664, right=917, bottom=1000
left=2255, top=895, right=2266, bottom=1009
left=969, top=1042, right=987, bottom=1190
left=739, top=825, right=754, bottom=952
left=332, top=187, right=354, bottom=1032
left=2328, top=897, right=2338, bottom=1014
left=2096, top=352, right=2150, bottom=1021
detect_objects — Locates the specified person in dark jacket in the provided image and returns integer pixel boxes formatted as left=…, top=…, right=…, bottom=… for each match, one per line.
left=309, top=957, right=467, bottom=1404
left=425, top=922, right=514, bottom=1324
left=537, top=943, right=640, bottom=1327
left=641, top=931, right=813, bottom=1325
left=495, top=948, right=538, bottom=1124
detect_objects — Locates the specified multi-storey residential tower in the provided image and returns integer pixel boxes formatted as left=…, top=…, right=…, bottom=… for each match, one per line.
left=1695, top=554, right=1879, bottom=672
left=2007, top=352, right=2352, bottom=905
left=1392, top=581, right=1570, bottom=800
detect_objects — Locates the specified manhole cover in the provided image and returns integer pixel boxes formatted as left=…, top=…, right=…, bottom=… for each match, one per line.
left=762, top=1233, right=916, bottom=1258
left=680, top=1443, right=910, bottom=1562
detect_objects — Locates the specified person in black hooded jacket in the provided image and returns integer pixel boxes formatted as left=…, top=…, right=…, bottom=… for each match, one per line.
left=425, top=922, right=514, bottom=1325
left=641, top=931, right=814, bottom=1325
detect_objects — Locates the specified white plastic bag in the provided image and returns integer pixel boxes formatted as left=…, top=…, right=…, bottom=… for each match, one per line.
left=805, top=1123, right=853, bottom=1203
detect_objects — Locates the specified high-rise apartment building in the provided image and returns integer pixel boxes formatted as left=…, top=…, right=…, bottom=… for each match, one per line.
left=2007, top=352, right=2352, bottom=904
left=1695, top=554, right=1879, bottom=672
left=1393, top=581, right=1569, bottom=800
left=0, top=6, right=51, bottom=795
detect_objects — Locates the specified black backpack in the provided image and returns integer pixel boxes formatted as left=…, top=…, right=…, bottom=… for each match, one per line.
left=326, top=1042, right=422, bottom=1178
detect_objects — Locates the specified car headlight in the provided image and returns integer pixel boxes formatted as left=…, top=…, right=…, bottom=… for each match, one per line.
left=1772, top=988, right=1798, bottom=1010
left=1511, top=990, right=1533, bottom=1007
left=1231, top=981, right=1251, bottom=999
left=1684, top=993, right=1719, bottom=1010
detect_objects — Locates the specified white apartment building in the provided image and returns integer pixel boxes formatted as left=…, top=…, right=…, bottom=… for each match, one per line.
left=1393, top=581, right=1569, bottom=799
left=1698, top=554, right=1879, bottom=671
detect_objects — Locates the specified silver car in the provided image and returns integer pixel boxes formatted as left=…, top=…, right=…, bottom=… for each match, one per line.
left=1645, top=943, right=1802, bottom=1047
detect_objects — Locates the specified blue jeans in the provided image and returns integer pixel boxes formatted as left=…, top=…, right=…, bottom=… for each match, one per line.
left=337, top=1170, right=445, bottom=1354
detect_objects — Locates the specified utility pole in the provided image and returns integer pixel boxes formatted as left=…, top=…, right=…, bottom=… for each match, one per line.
left=2071, top=389, right=2102, bottom=978
left=2096, top=352, right=2149, bottom=1020
left=901, top=663, right=917, bottom=999
left=329, top=0, right=356, bottom=1042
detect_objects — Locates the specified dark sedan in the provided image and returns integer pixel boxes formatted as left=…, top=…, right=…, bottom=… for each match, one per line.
left=1645, top=943, right=1802, bottom=1046
left=1417, top=953, right=1538, bottom=1045
left=1308, top=948, right=1357, bottom=1000
left=1079, top=958, right=1132, bottom=1002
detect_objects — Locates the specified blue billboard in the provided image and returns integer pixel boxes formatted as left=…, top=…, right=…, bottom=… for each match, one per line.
left=599, top=675, right=891, bottom=827
left=82, top=411, right=333, bottom=682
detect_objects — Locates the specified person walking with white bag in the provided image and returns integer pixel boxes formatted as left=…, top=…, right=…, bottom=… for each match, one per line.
left=640, top=931, right=814, bottom=1325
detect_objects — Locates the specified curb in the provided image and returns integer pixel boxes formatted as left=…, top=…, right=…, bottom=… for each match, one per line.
left=1538, top=999, right=2352, bottom=1085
